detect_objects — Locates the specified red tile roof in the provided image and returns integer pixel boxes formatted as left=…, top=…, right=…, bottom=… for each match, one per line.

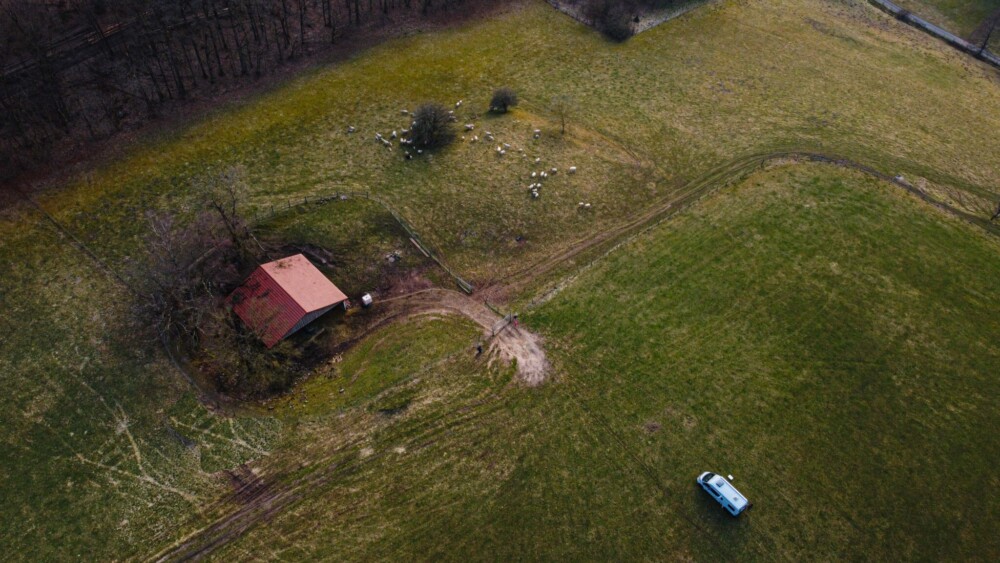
left=228, top=254, right=348, bottom=348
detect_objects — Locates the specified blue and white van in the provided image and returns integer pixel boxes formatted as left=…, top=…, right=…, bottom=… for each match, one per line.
left=697, top=472, right=751, bottom=516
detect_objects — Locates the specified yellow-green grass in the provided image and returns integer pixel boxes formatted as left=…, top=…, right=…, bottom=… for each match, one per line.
left=164, top=164, right=1000, bottom=560
left=23, top=0, right=1000, bottom=284
left=0, top=213, right=282, bottom=558
left=256, top=196, right=434, bottom=297
left=3, top=0, right=1000, bottom=558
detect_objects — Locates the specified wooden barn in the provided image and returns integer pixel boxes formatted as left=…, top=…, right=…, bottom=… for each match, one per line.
left=228, top=254, right=348, bottom=348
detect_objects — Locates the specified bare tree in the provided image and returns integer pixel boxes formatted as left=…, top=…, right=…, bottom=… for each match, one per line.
left=551, top=94, right=573, bottom=135
left=196, top=165, right=259, bottom=264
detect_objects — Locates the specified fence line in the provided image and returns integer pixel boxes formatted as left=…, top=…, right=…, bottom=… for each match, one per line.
left=250, top=190, right=475, bottom=294
left=868, top=0, right=1000, bottom=68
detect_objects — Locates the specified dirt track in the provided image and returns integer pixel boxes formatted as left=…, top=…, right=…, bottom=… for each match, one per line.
left=383, top=289, right=550, bottom=385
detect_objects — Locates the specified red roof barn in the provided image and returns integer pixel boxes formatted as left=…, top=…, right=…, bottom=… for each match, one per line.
left=228, top=254, right=348, bottom=348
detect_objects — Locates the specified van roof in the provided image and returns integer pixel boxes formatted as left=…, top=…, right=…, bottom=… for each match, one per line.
left=710, top=476, right=748, bottom=509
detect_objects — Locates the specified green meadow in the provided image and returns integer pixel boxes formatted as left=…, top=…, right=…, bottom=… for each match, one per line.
left=1, top=0, right=999, bottom=559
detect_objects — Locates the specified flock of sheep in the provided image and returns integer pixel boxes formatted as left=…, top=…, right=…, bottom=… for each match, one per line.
left=347, top=100, right=591, bottom=210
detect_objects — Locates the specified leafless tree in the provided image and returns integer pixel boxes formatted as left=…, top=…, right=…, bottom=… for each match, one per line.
left=197, top=165, right=260, bottom=264
left=551, top=94, right=573, bottom=135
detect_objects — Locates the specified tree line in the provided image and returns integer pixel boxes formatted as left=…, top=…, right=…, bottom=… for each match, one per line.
left=0, top=0, right=494, bottom=186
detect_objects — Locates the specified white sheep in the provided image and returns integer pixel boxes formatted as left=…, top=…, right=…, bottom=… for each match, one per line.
left=465, top=124, right=475, bottom=131
left=391, top=130, right=397, bottom=139
left=540, top=171, right=548, bottom=178
left=531, top=172, right=537, bottom=178
left=568, top=166, right=577, bottom=174
left=401, top=109, right=409, bottom=115
left=347, top=126, right=356, bottom=133
left=456, top=100, right=463, bottom=108
left=503, top=143, right=511, bottom=149
left=551, top=168, right=558, bottom=174
left=535, top=157, right=541, bottom=164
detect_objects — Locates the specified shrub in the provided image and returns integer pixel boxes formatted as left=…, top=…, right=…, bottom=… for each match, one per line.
left=585, top=0, right=635, bottom=42
left=490, top=87, right=518, bottom=113
left=409, top=102, right=455, bottom=148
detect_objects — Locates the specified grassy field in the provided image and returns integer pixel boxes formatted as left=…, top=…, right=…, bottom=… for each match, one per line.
left=160, top=164, right=1000, bottom=560
left=892, top=0, right=999, bottom=38
left=2, top=0, right=1000, bottom=558
left=30, top=0, right=1000, bottom=282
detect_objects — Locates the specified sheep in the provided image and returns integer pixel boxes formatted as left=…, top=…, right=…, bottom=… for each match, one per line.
left=417, top=149, right=423, bottom=154
left=471, top=135, right=479, bottom=142
left=375, top=132, right=383, bottom=141
left=585, top=203, right=591, bottom=209
left=503, top=143, right=511, bottom=149
left=531, top=172, right=537, bottom=178
left=391, top=130, right=398, bottom=139
left=347, top=126, right=356, bottom=133
left=550, top=168, right=558, bottom=174
left=568, top=166, right=577, bottom=174
left=465, top=124, right=475, bottom=131
left=455, top=100, right=463, bottom=108
left=401, top=109, right=409, bottom=115
left=535, top=157, right=541, bottom=164
left=501, top=150, right=507, bottom=156
left=540, top=171, right=548, bottom=179
left=533, top=129, right=541, bottom=139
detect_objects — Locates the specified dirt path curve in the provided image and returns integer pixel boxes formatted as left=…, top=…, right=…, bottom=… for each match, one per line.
left=383, top=288, right=550, bottom=385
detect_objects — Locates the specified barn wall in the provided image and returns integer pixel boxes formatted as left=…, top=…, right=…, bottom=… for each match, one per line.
left=282, top=301, right=344, bottom=341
